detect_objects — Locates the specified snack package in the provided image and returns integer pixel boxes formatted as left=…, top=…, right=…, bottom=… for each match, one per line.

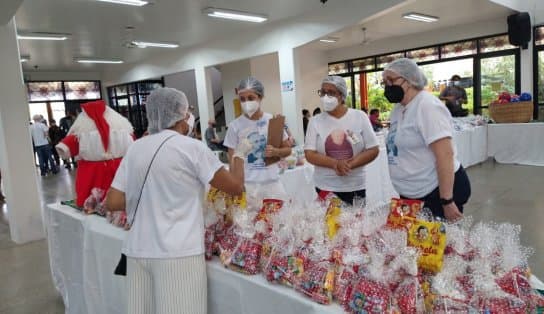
left=386, top=198, right=423, bottom=229
left=407, top=220, right=447, bottom=273
left=83, top=188, right=105, bottom=214
left=325, top=197, right=342, bottom=239
left=392, top=277, right=425, bottom=314
left=254, top=199, right=283, bottom=235
left=347, top=277, right=390, bottom=313
left=295, top=259, right=335, bottom=304
left=229, top=238, right=262, bottom=275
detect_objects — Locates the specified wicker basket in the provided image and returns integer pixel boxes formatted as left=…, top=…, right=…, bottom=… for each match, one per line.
left=489, top=101, right=533, bottom=123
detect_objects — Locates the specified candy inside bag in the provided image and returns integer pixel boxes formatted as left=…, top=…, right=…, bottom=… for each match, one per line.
left=83, top=188, right=105, bottom=214
left=386, top=198, right=423, bottom=229
left=325, top=197, right=342, bottom=239
left=294, top=259, right=335, bottom=305
left=407, top=220, right=447, bottom=273
left=392, top=277, right=425, bottom=314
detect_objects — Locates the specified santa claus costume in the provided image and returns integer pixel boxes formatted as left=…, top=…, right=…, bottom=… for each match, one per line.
left=56, top=100, right=134, bottom=207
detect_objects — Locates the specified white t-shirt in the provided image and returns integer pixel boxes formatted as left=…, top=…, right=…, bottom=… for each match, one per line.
left=111, top=130, right=223, bottom=258
left=30, top=123, right=49, bottom=146
left=304, top=108, right=379, bottom=192
left=386, top=91, right=461, bottom=199
left=223, top=113, right=287, bottom=183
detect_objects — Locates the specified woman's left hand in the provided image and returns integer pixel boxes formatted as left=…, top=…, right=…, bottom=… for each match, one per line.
left=443, top=202, right=463, bottom=222
left=264, top=145, right=278, bottom=158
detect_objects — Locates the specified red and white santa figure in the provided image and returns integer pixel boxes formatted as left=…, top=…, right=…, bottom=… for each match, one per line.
left=56, top=100, right=134, bottom=207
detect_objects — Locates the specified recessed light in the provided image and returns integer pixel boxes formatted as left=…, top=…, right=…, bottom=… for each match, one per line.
left=20, top=55, right=30, bottom=63
left=17, top=33, right=69, bottom=41
left=132, top=41, right=179, bottom=48
left=96, top=0, right=148, bottom=6
left=203, top=7, right=268, bottom=23
left=76, top=58, right=124, bottom=64
left=319, top=37, right=339, bottom=43
left=402, top=12, right=439, bottom=23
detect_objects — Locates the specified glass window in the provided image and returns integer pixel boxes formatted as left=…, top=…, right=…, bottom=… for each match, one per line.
left=538, top=50, right=544, bottom=105
left=352, top=58, right=375, bottom=72
left=480, top=55, right=516, bottom=109
left=343, top=76, right=353, bottom=107
left=27, top=82, right=63, bottom=102
left=50, top=102, right=66, bottom=124
left=366, top=71, right=393, bottom=120
left=479, top=35, right=516, bottom=53
left=328, top=62, right=349, bottom=75
left=406, top=47, right=439, bottom=62
left=535, top=26, right=544, bottom=46
left=128, top=83, right=137, bottom=95
left=376, top=52, right=405, bottom=69
left=117, top=98, right=129, bottom=119
left=64, top=81, right=100, bottom=100
left=440, top=40, right=477, bottom=59
left=115, top=85, right=128, bottom=96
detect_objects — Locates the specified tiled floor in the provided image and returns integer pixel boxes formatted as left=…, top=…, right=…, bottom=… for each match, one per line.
left=0, top=160, right=543, bottom=313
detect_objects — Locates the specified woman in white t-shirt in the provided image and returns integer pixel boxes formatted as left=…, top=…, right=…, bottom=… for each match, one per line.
left=106, top=88, right=251, bottom=314
left=382, top=58, right=471, bottom=221
left=223, top=77, right=292, bottom=203
left=304, top=76, right=379, bottom=205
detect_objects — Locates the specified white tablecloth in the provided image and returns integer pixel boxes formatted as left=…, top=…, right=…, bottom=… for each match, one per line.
left=45, top=204, right=343, bottom=314
left=488, top=123, right=544, bottom=166
left=453, top=125, right=488, bottom=168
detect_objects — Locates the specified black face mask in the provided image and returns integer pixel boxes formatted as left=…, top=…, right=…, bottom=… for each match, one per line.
left=384, top=85, right=405, bottom=103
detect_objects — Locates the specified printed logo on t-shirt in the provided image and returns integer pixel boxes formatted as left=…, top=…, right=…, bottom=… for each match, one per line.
left=386, top=122, right=399, bottom=165
left=324, top=129, right=354, bottom=160
left=246, top=130, right=267, bottom=170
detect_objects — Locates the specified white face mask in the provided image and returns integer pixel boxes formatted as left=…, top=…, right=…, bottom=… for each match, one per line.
left=241, top=101, right=260, bottom=117
left=321, top=95, right=339, bottom=112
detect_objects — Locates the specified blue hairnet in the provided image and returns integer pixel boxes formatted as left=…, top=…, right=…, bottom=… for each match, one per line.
left=146, top=87, right=189, bottom=134
left=384, top=58, right=428, bottom=90
left=238, top=76, right=265, bottom=97
left=322, top=76, right=348, bottom=100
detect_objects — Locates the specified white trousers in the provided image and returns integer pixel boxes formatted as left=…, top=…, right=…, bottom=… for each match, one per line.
left=127, top=254, right=207, bottom=314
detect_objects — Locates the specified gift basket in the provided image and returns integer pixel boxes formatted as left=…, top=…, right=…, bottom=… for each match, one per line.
left=489, top=91, right=533, bottom=123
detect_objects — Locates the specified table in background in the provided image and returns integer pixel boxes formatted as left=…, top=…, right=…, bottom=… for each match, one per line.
left=488, top=123, right=544, bottom=166
left=453, top=125, right=488, bottom=168
left=45, top=204, right=343, bottom=314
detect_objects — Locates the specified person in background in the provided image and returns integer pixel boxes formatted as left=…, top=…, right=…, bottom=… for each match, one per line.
left=439, top=74, right=468, bottom=117
left=59, top=110, right=77, bottom=169
left=369, top=109, right=383, bottom=132
left=313, top=107, right=322, bottom=116
left=187, top=105, right=196, bottom=137
left=48, top=120, right=63, bottom=166
left=205, top=119, right=227, bottom=152
left=302, top=109, right=310, bottom=136
left=194, top=122, right=202, bottom=141
left=224, top=77, right=292, bottom=202
left=30, top=114, right=58, bottom=176
left=383, top=58, right=470, bottom=221
left=106, top=87, right=250, bottom=314
left=304, top=76, right=379, bottom=205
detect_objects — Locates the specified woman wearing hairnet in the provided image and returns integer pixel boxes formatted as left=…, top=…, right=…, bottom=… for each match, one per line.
left=223, top=77, right=292, bottom=203
left=304, top=76, right=379, bottom=205
left=106, top=88, right=251, bottom=314
left=383, top=58, right=471, bottom=221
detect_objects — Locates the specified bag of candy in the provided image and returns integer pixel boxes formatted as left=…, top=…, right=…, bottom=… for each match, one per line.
left=407, top=220, right=447, bottom=273
left=386, top=198, right=423, bottom=230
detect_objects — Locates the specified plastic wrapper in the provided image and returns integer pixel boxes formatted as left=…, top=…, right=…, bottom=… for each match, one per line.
left=325, top=197, right=342, bottom=239
left=254, top=199, right=283, bottom=237
left=295, top=259, right=335, bottom=304
left=83, top=188, right=105, bottom=215
left=204, top=209, right=221, bottom=260
left=386, top=198, right=423, bottom=229
left=106, top=210, right=127, bottom=228
left=407, top=220, right=447, bottom=273
left=392, top=277, right=425, bottom=314
left=347, top=277, right=390, bottom=313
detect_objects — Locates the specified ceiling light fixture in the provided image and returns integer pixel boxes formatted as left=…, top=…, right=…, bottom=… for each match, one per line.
left=20, top=55, right=30, bottom=63
left=96, top=0, right=148, bottom=6
left=203, top=7, right=268, bottom=23
left=76, top=58, right=124, bottom=64
left=132, top=41, right=179, bottom=48
left=17, top=33, right=69, bottom=41
left=402, top=12, right=439, bottom=23
left=319, top=37, right=338, bottom=43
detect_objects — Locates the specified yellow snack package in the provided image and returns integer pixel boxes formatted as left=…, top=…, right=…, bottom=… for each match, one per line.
left=325, top=197, right=342, bottom=239
left=407, top=220, right=447, bottom=273
left=387, top=198, right=423, bottom=229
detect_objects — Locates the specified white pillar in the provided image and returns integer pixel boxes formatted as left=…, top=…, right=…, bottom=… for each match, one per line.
left=278, top=47, right=303, bottom=145
left=195, top=66, right=213, bottom=143
left=520, top=45, right=533, bottom=95
left=0, top=18, right=45, bottom=243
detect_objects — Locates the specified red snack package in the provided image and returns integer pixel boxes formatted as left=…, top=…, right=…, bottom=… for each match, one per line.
left=495, top=266, right=532, bottom=299
left=295, top=260, right=335, bottom=304
left=254, top=199, right=283, bottom=233
left=347, top=277, right=390, bottom=313
left=228, top=237, right=262, bottom=275
left=333, top=265, right=359, bottom=306
left=476, top=296, right=526, bottom=314
left=386, top=198, right=423, bottom=229
left=393, top=277, right=424, bottom=314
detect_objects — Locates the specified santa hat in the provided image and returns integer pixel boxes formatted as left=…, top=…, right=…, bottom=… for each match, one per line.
left=81, top=100, right=110, bottom=152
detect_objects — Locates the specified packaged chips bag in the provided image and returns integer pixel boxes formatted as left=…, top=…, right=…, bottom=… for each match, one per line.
left=386, top=198, right=423, bottom=229
left=407, top=220, right=447, bottom=273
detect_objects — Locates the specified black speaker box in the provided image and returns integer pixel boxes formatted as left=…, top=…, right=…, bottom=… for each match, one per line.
left=507, top=12, right=531, bottom=49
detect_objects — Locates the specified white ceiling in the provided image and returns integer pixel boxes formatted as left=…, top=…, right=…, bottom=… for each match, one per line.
left=15, top=0, right=320, bottom=71
left=307, top=0, right=514, bottom=51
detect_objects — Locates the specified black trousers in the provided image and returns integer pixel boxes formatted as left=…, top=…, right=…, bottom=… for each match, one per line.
left=315, top=187, right=366, bottom=206
left=402, top=166, right=471, bottom=219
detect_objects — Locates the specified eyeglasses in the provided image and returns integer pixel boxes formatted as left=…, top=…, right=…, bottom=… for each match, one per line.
left=380, top=76, right=404, bottom=87
left=317, top=89, right=340, bottom=97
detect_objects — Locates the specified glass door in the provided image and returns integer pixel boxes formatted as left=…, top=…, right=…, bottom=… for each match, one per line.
left=479, top=54, right=517, bottom=116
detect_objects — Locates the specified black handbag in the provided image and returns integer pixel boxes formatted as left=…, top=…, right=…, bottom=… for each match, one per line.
left=114, top=134, right=176, bottom=276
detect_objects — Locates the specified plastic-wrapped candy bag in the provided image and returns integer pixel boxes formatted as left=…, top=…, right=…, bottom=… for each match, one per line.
left=392, top=277, right=425, bottom=314
left=106, top=210, right=127, bottom=229
left=347, top=277, right=390, bottom=313
left=407, top=220, right=447, bottom=273
left=204, top=209, right=221, bottom=260
left=254, top=199, right=283, bottom=236
left=222, top=210, right=263, bottom=275
left=83, top=188, right=105, bottom=214
left=325, top=197, right=342, bottom=239
left=295, top=244, right=335, bottom=305
left=386, top=198, right=423, bottom=229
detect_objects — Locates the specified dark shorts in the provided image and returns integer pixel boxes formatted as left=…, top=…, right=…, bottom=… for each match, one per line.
left=315, top=187, right=366, bottom=206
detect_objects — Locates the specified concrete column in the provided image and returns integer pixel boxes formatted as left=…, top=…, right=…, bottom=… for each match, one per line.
left=278, top=47, right=303, bottom=145
left=0, top=18, right=45, bottom=243
left=194, top=66, right=213, bottom=143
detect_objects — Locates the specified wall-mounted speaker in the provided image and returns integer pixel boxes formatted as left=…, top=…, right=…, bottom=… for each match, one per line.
left=507, top=12, right=531, bottom=49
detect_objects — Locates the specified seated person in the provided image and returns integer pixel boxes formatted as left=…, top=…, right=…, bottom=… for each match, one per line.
left=205, top=120, right=227, bottom=151
left=369, top=108, right=383, bottom=131
left=439, top=75, right=469, bottom=117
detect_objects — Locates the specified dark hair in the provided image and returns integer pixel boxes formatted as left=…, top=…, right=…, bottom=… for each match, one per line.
left=417, top=226, right=427, bottom=233
left=451, top=74, right=461, bottom=81
left=302, top=109, right=309, bottom=116
left=313, top=108, right=321, bottom=116
left=370, top=109, right=379, bottom=115
left=50, top=119, right=56, bottom=124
